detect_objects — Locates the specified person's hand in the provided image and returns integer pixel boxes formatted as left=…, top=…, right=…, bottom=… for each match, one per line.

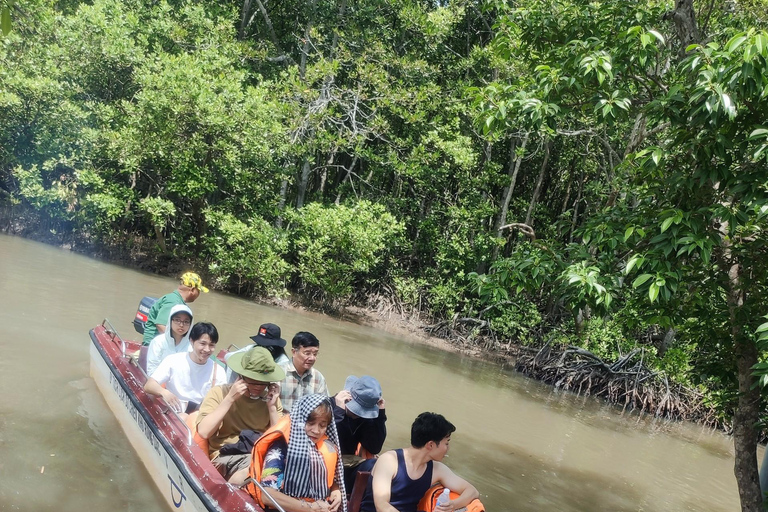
left=161, top=389, right=181, bottom=412
left=266, top=383, right=280, bottom=408
left=377, top=397, right=386, bottom=410
left=309, top=500, right=331, bottom=512
left=226, top=378, right=248, bottom=403
left=327, top=490, right=342, bottom=512
left=334, top=390, right=352, bottom=409
left=434, top=501, right=453, bottom=512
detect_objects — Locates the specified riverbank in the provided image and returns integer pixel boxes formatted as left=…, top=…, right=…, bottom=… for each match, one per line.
left=1, top=213, right=722, bottom=432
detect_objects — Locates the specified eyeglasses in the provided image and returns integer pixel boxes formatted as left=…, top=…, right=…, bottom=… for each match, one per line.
left=172, top=318, right=191, bottom=326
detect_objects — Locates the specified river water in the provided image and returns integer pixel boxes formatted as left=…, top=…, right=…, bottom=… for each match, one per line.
left=0, top=233, right=744, bottom=511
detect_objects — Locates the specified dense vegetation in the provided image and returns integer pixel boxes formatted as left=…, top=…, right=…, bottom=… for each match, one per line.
left=2, top=0, right=768, bottom=508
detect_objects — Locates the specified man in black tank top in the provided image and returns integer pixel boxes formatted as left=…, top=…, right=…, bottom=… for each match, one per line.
left=360, top=412, right=479, bottom=512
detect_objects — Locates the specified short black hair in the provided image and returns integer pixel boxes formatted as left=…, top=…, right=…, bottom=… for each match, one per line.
left=189, top=322, right=219, bottom=344
left=410, top=412, right=455, bottom=448
left=292, top=331, right=319, bottom=349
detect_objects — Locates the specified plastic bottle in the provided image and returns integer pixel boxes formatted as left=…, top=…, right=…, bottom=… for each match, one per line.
left=436, top=488, right=451, bottom=508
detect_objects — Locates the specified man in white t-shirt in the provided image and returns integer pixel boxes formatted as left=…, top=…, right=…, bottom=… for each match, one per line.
left=144, top=322, right=226, bottom=417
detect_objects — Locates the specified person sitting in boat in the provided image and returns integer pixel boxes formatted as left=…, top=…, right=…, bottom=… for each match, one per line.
left=361, top=412, right=480, bottom=512
left=245, top=393, right=347, bottom=512
left=332, top=375, right=387, bottom=490
left=196, top=346, right=284, bottom=484
left=224, top=323, right=290, bottom=383
left=146, top=304, right=194, bottom=376
left=278, top=331, right=329, bottom=414
left=142, top=271, right=208, bottom=346
left=144, top=322, right=227, bottom=417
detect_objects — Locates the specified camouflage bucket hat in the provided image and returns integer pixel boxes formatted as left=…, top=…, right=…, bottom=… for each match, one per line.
left=180, top=272, right=209, bottom=293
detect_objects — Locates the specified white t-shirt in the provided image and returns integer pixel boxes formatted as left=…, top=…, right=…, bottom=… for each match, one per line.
left=150, top=352, right=227, bottom=405
left=146, top=333, right=191, bottom=376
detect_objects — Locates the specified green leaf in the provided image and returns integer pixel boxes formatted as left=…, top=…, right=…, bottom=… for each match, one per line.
left=755, top=33, right=767, bottom=55
left=632, top=273, right=653, bottom=288
left=726, top=34, right=748, bottom=53
left=626, top=254, right=644, bottom=274
left=648, top=29, right=665, bottom=45
left=624, top=226, right=635, bottom=241
left=1, top=6, right=11, bottom=36
left=756, top=321, right=768, bottom=333
left=660, top=217, right=674, bottom=233
left=648, top=282, right=659, bottom=302
left=651, top=149, right=662, bottom=166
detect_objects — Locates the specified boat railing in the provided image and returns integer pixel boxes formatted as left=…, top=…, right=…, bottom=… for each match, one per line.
left=241, top=478, right=289, bottom=512
left=100, top=319, right=194, bottom=447
left=101, top=318, right=126, bottom=358
left=164, top=404, right=194, bottom=446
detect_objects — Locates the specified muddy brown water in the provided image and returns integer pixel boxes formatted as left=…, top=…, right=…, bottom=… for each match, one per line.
left=0, top=233, right=744, bottom=511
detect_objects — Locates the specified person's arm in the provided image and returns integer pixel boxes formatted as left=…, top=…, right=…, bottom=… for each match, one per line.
left=315, top=371, right=329, bottom=396
left=196, top=381, right=246, bottom=439
left=332, top=391, right=351, bottom=423
left=371, top=451, right=400, bottom=512
left=145, top=336, right=166, bottom=376
left=360, top=407, right=387, bottom=455
left=156, top=324, right=167, bottom=333
left=431, top=462, right=480, bottom=511
left=261, top=489, right=332, bottom=512
left=144, top=377, right=181, bottom=411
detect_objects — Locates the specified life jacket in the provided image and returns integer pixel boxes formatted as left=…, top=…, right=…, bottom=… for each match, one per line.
left=417, top=484, right=485, bottom=512
left=245, top=415, right=337, bottom=507
left=355, top=443, right=375, bottom=459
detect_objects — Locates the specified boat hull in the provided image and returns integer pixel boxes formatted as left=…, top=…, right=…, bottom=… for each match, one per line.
left=89, top=323, right=261, bottom=512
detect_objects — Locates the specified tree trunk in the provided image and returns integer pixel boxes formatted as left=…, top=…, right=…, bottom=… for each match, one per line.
left=275, top=177, right=288, bottom=229
left=492, top=133, right=528, bottom=261
left=727, top=257, right=762, bottom=511
left=733, top=328, right=761, bottom=511
left=667, top=0, right=699, bottom=52
left=569, top=167, right=586, bottom=243
left=153, top=223, right=167, bottom=254
left=296, top=158, right=312, bottom=208
left=525, top=138, right=551, bottom=227
left=335, top=154, right=358, bottom=205
left=238, top=0, right=252, bottom=40
left=718, top=216, right=763, bottom=511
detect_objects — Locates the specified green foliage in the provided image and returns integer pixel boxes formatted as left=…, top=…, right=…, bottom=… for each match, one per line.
left=139, top=197, right=175, bottom=227
left=206, top=211, right=291, bottom=296
left=470, top=242, right=560, bottom=300
left=286, top=201, right=403, bottom=301
left=571, top=318, right=633, bottom=361
left=559, top=261, right=614, bottom=314
left=484, top=297, right=542, bottom=345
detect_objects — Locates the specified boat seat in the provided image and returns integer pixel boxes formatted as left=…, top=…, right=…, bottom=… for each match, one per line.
left=348, top=470, right=371, bottom=512
left=138, top=345, right=149, bottom=374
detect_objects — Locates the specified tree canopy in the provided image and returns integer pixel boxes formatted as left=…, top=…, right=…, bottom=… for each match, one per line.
left=2, top=0, right=768, bottom=509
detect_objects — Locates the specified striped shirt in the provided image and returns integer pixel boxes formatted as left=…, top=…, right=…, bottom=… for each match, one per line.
left=277, top=359, right=329, bottom=414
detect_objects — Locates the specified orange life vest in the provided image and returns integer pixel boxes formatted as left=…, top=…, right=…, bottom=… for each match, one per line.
left=246, top=415, right=338, bottom=508
left=417, top=484, right=485, bottom=512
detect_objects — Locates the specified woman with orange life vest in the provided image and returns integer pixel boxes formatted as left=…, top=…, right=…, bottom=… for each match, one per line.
left=247, top=393, right=348, bottom=512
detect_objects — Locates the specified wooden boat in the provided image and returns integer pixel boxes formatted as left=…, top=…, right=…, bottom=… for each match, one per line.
left=89, top=319, right=263, bottom=512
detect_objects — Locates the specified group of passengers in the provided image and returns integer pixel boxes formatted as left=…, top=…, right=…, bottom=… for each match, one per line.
left=139, top=273, right=481, bottom=512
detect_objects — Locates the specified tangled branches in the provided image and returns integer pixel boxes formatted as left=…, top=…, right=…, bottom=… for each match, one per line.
left=515, top=343, right=721, bottom=428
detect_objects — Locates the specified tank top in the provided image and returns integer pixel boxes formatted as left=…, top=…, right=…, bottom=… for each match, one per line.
left=360, top=449, right=433, bottom=512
